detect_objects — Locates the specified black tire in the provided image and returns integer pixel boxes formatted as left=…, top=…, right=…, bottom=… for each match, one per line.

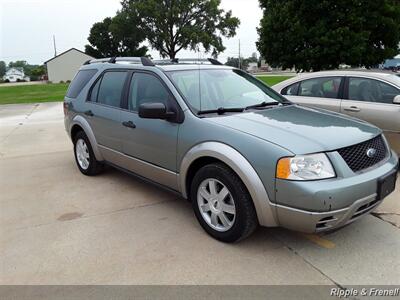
left=73, top=131, right=103, bottom=176
left=190, top=163, right=258, bottom=243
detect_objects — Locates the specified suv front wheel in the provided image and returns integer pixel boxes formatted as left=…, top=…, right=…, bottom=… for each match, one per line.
left=73, top=131, right=103, bottom=176
left=190, top=163, right=258, bottom=243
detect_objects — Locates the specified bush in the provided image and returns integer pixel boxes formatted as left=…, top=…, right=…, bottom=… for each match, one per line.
left=66, top=80, right=71, bottom=84
left=60, top=80, right=65, bottom=84
left=5, top=79, right=10, bottom=83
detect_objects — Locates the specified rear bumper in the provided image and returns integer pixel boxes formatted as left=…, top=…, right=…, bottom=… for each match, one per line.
left=274, top=151, right=398, bottom=233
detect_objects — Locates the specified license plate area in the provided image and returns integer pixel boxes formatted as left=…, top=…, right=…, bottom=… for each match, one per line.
left=377, top=169, right=397, bottom=200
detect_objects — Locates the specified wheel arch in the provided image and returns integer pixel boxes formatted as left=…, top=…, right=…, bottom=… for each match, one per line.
left=179, top=142, right=278, bottom=227
left=70, top=115, right=104, bottom=161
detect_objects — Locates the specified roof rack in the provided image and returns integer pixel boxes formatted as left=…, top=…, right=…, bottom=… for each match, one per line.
left=83, top=56, right=155, bottom=66
left=82, top=57, right=223, bottom=67
left=153, top=58, right=223, bottom=65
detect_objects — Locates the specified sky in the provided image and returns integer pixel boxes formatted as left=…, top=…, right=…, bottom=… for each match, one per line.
left=0, top=0, right=263, bottom=65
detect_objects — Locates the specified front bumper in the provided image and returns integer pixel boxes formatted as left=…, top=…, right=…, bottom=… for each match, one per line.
left=274, top=151, right=398, bottom=233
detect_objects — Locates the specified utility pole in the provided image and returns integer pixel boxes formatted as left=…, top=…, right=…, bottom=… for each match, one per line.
left=53, top=35, right=57, bottom=57
left=238, top=39, right=241, bottom=70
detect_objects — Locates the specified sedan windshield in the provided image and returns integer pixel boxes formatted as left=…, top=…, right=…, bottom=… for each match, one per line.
left=167, top=69, right=288, bottom=113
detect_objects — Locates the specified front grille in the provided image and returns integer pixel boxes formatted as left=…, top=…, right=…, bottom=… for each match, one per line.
left=337, top=135, right=388, bottom=172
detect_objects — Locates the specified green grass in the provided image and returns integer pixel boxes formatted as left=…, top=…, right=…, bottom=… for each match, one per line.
left=256, top=75, right=294, bottom=86
left=0, top=83, right=69, bottom=105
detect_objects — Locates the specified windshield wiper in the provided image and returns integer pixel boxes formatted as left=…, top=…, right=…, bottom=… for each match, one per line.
left=197, top=107, right=245, bottom=115
left=245, top=101, right=282, bottom=110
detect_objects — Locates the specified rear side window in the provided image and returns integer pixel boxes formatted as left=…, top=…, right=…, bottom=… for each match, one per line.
left=66, top=69, right=98, bottom=98
left=282, top=82, right=299, bottom=95
left=89, top=79, right=101, bottom=102
left=299, top=77, right=342, bottom=99
left=97, top=71, right=128, bottom=108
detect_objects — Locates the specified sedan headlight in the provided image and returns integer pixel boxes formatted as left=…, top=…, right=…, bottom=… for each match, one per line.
left=276, top=153, right=335, bottom=180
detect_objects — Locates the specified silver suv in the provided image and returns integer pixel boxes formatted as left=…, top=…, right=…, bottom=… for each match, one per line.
left=64, top=57, right=398, bottom=243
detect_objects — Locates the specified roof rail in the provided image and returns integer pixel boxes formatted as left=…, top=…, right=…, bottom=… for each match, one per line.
left=153, top=58, right=223, bottom=65
left=83, top=57, right=155, bottom=66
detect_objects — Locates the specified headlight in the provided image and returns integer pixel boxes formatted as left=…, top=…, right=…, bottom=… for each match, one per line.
left=276, top=153, right=335, bottom=180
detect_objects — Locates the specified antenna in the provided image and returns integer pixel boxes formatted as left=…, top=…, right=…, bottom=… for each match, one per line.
left=53, top=35, right=57, bottom=57
left=238, top=39, right=241, bottom=70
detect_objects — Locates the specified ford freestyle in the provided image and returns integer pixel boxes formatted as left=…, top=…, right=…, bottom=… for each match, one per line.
left=64, top=57, right=398, bottom=243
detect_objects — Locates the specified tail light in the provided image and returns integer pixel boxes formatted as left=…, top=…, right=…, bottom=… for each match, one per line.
left=63, top=101, right=69, bottom=116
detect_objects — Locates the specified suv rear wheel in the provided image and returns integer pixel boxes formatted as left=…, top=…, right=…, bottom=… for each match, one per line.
left=73, top=131, right=103, bottom=176
left=190, top=163, right=258, bottom=243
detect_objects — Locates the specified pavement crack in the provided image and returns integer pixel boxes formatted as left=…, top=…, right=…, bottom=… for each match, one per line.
left=273, top=233, right=342, bottom=288
left=0, top=104, right=39, bottom=145
left=371, top=212, right=399, bottom=229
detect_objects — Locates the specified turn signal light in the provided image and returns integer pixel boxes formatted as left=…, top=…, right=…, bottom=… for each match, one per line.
left=276, top=157, right=291, bottom=179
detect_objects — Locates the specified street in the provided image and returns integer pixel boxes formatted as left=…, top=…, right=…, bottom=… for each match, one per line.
left=1, top=103, right=399, bottom=285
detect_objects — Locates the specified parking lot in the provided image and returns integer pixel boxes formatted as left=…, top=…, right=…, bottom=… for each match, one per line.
left=1, top=102, right=399, bottom=285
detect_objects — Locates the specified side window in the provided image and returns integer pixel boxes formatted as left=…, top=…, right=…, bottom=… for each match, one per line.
left=89, top=78, right=101, bottom=102
left=299, top=77, right=342, bottom=99
left=97, top=71, right=127, bottom=108
left=66, top=69, right=98, bottom=98
left=282, top=82, right=299, bottom=95
left=348, top=77, right=400, bottom=104
left=128, top=73, right=169, bottom=111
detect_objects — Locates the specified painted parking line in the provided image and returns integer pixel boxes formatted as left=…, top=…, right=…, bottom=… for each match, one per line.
left=300, top=233, right=336, bottom=249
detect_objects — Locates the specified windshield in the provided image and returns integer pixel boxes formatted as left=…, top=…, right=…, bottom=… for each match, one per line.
left=167, top=69, right=288, bottom=113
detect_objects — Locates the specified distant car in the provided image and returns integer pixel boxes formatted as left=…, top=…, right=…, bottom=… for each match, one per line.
left=273, top=70, right=400, bottom=153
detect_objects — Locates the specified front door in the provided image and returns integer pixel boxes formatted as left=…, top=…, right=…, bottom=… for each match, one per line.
left=340, top=77, right=400, bottom=153
left=119, top=72, right=180, bottom=188
left=340, top=77, right=400, bottom=133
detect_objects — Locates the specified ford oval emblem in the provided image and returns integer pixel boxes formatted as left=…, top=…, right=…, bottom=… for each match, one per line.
left=366, top=148, right=377, bottom=158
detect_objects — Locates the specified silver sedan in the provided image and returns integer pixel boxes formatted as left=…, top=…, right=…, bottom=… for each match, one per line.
left=273, top=70, right=400, bottom=153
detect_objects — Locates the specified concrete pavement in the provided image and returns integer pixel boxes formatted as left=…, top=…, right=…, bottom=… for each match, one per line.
left=0, top=103, right=399, bottom=286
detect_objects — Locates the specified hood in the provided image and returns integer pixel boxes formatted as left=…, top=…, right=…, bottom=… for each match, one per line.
left=207, top=105, right=381, bottom=154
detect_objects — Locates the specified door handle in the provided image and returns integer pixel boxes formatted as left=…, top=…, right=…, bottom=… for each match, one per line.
left=122, top=121, right=136, bottom=129
left=344, top=106, right=361, bottom=112
left=84, top=110, right=94, bottom=117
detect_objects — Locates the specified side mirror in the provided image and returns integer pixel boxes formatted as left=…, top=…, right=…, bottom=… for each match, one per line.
left=138, top=102, right=175, bottom=120
left=393, top=95, right=400, bottom=104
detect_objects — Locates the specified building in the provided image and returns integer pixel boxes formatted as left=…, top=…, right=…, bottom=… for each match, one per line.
left=247, top=62, right=258, bottom=73
left=3, top=67, right=30, bottom=82
left=45, top=48, right=93, bottom=83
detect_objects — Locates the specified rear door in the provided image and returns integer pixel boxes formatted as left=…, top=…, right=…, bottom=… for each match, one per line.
left=85, top=70, right=129, bottom=152
left=282, top=77, right=344, bottom=112
left=340, top=77, right=400, bottom=132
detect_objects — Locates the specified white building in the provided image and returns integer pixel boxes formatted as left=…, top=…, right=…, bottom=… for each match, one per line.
left=45, top=48, right=94, bottom=83
left=3, top=67, right=30, bottom=82
left=247, top=62, right=258, bottom=73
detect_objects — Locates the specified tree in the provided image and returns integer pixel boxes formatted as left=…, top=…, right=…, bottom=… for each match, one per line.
left=85, top=14, right=148, bottom=58
left=0, top=61, right=6, bottom=77
left=120, top=0, right=240, bottom=59
left=225, top=57, right=250, bottom=70
left=257, top=0, right=400, bottom=71
left=8, top=61, right=28, bottom=69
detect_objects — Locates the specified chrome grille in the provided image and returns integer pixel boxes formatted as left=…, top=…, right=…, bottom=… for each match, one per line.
left=337, top=135, right=388, bottom=172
